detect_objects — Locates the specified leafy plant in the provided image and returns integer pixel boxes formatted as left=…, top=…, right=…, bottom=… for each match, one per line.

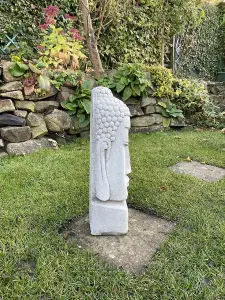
left=61, top=79, right=94, bottom=126
left=98, top=63, right=150, bottom=100
left=37, top=6, right=85, bottom=70
left=142, top=65, right=175, bottom=98
left=158, top=101, right=184, bottom=119
left=51, top=70, right=83, bottom=90
left=172, top=79, right=210, bottom=114
left=9, top=58, right=29, bottom=77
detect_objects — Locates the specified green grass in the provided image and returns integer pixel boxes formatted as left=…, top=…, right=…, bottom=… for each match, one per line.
left=0, top=130, right=224, bottom=299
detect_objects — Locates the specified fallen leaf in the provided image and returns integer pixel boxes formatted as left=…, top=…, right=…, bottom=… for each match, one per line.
left=186, top=156, right=192, bottom=162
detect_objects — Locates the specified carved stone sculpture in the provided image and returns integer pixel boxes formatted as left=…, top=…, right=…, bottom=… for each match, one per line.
left=90, top=86, right=131, bottom=235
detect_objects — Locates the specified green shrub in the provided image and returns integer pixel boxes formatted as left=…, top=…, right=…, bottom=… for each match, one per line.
left=172, top=79, right=210, bottom=114
left=142, top=65, right=175, bottom=98
left=98, top=64, right=150, bottom=100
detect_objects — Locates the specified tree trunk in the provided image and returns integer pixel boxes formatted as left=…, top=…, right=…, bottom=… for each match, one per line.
left=79, top=0, right=104, bottom=77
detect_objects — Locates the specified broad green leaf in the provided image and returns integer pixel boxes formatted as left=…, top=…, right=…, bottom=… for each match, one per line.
left=122, top=86, right=132, bottom=101
left=134, top=85, right=141, bottom=96
left=9, top=62, right=28, bottom=77
left=81, top=99, right=91, bottom=114
left=82, top=79, right=95, bottom=91
left=158, top=101, right=167, bottom=108
left=116, top=82, right=126, bottom=93
left=29, top=63, right=42, bottom=75
left=37, top=75, right=51, bottom=91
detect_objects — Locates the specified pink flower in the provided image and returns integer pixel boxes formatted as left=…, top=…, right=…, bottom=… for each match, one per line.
left=64, top=14, right=76, bottom=20
left=45, top=17, right=56, bottom=25
left=43, top=6, right=59, bottom=18
left=69, top=28, right=83, bottom=40
left=36, top=45, right=45, bottom=51
left=38, top=24, right=49, bottom=30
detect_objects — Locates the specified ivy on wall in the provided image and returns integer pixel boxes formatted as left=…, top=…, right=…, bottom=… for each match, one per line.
left=0, top=0, right=224, bottom=81
left=177, top=3, right=225, bottom=80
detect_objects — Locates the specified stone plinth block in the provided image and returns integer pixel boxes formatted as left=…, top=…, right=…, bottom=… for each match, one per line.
left=44, top=109, right=71, bottom=132
left=6, top=138, right=58, bottom=156
left=0, top=81, right=23, bottom=92
left=90, top=200, right=128, bottom=235
left=90, top=87, right=131, bottom=236
left=0, top=91, right=24, bottom=101
left=0, top=113, right=26, bottom=127
left=0, top=99, right=15, bottom=113
left=1, top=126, right=31, bottom=143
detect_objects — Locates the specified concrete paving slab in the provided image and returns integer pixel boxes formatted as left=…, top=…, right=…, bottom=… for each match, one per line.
left=62, top=209, right=175, bottom=274
left=170, top=161, right=225, bottom=182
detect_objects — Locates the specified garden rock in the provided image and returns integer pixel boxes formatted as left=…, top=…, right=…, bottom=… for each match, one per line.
left=1, top=126, right=31, bottom=143
left=144, top=105, right=156, bottom=115
left=131, top=124, right=164, bottom=133
left=26, top=86, right=58, bottom=101
left=6, top=138, right=58, bottom=156
left=1, top=61, right=20, bottom=82
left=0, top=113, right=26, bottom=127
left=0, top=152, right=8, bottom=158
left=57, top=87, right=74, bottom=102
left=44, top=109, right=71, bottom=132
left=27, top=113, right=48, bottom=139
left=0, top=99, right=15, bottom=113
left=14, top=110, right=28, bottom=118
left=170, top=118, right=186, bottom=127
left=35, top=100, right=59, bottom=113
left=0, top=91, right=24, bottom=101
left=127, top=104, right=144, bottom=117
left=141, top=97, right=156, bottom=107
left=131, top=116, right=156, bottom=127
left=15, top=101, right=35, bottom=112
left=0, top=81, right=23, bottom=92
left=69, top=115, right=90, bottom=135
left=152, top=114, right=166, bottom=124
left=0, top=139, right=4, bottom=147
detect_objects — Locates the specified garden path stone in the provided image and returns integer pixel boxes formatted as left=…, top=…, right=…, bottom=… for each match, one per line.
left=170, top=161, right=225, bottom=182
left=62, top=208, right=175, bottom=274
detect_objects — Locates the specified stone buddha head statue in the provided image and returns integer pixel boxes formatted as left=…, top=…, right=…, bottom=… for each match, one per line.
left=90, top=86, right=131, bottom=202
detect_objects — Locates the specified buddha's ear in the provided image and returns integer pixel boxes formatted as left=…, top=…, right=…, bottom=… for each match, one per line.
left=95, top=140, right=111, bottom=201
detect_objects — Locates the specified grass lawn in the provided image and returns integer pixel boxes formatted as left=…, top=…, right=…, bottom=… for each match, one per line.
left=0, top=130, right=224, bottom=299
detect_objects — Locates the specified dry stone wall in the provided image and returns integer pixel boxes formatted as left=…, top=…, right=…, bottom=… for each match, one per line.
left=0, top=61, right=186, bottom=157
left=207, top=82, right=225, bottom=112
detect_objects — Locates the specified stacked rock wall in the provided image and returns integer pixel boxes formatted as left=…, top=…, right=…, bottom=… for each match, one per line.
left=0, top=61, right=187, bottom=156
left=207, top=82, right=225, bottom=112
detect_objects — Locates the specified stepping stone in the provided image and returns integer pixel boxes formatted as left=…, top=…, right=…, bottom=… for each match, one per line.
left=170, top=161, right=225, bottom=182
left=62, top=208, right=175, bottom=274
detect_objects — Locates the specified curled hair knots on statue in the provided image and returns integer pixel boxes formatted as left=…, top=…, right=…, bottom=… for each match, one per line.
left=93, top=87, right=130, bottom=142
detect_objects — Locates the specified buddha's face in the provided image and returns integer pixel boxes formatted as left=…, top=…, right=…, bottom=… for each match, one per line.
left=106, top=116, right=131, bottom=201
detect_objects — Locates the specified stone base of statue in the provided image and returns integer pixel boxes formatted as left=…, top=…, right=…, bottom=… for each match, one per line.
left=90, top=200, right=128, bottom=235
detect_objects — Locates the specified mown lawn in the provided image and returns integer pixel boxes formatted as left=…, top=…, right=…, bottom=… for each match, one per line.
left=0, top=130, right=224, bottom=299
